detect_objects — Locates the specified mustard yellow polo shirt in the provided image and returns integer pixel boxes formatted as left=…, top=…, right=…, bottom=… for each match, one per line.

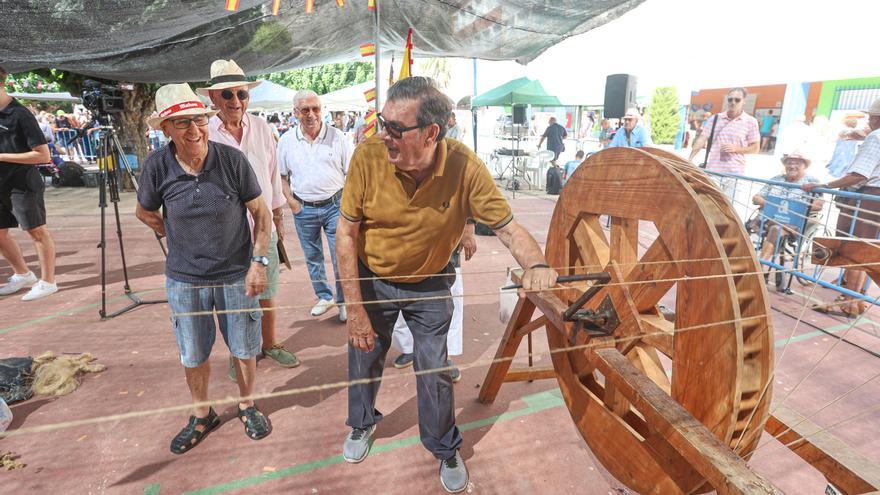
left=341, top=136, right=513, bottom=283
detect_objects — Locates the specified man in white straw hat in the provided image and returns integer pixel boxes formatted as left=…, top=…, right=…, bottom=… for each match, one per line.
left=198, top=59, right=299, bottom=378
left=607, top=107, right=652, bottom=148
left=136, top=83, right=274, bottom=453
left=804, top=97, right=880, bottom=317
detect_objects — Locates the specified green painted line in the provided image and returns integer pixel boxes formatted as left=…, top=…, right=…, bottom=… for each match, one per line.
left=178, top=389, right=565, bottom=495
left=143, top=483, right=160, bottom=495
left=0, top=293, right=148, bottom=335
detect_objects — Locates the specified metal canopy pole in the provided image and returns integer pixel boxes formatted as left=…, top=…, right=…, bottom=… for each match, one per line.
left=373, top=0, right=381, bottom=113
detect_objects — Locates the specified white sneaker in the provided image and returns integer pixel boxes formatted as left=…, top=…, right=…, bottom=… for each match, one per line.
left=310, top=299, right=335, bottom=316
left=338, top=305, right=347, bottom=322
left=0, top=271, right=38, bottom=296
left=22, top=280, right=58, bottom=301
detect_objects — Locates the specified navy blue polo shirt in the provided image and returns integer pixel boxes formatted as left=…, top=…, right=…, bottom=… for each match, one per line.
left=137, top=141, right=262, bottom=283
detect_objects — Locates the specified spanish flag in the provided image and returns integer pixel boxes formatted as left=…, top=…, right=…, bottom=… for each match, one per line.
left=359, top=42, right=376, bottom=58
left=364, top=110, right=377, bottom=137
left=305, top=0, right=314, bottom=13
left=398, top=28, right=413, bottom=80
left=367, top=0, right=375, bottom=10
left=336, top=0, right=344, bottom=6
left=225, top=0, right=239, bottom=11
left=363, top=87, right=376, bottom=103
left=271, top=0, right=281, bottom=15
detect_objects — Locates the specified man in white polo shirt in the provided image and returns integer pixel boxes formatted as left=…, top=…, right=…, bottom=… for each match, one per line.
left=277, top=90, right=354, bottom=321
left=198, top=59, right=299, bottom=375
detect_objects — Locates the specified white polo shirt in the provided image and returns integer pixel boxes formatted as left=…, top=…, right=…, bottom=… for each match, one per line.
left=276, top=123, right=354, bottom=202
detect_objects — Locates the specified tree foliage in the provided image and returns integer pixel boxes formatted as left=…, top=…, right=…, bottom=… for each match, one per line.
left=259, top=62, right=375, bottom=95
left=648, top=86, right=680, bottom=145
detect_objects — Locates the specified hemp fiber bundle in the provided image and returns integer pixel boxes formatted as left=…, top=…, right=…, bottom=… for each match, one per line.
left=31, top=352, right=106, bottom=397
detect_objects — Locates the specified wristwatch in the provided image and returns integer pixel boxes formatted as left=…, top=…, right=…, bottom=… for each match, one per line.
left=251, top=255, right=269, bottom=267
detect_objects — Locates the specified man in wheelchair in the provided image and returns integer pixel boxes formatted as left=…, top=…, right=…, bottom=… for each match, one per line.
left=750, top=150, right=824, bottom=261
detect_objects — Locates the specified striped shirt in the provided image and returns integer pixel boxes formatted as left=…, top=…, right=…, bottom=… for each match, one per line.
left=704, top=112, right=760, bottom=175
left=844, top=128, right=880, bottom=186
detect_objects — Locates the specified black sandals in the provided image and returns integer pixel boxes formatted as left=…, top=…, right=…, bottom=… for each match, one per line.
left=170, top=408, right=221, bottom=454
left=238, top=405, right=272, bottom=440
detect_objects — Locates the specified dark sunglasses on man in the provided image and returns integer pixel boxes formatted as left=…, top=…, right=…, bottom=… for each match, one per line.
left=221, top=89, right=249, bottom=101
left=727, top=97, right=742, bottom=104
left=169, top=114, right=210, bottom=129
left=376, top=113, right=429, bottom=139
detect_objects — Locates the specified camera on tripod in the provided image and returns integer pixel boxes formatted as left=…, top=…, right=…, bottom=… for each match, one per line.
left=81, top=79, right=125, bottom=117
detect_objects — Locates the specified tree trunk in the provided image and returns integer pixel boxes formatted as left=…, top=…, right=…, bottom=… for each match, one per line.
left=116, top=83, right=155, bottom=175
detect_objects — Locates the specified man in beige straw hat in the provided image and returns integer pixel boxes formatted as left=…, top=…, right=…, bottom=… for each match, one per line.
left=136, top=83, right=273, bottom=453
left=197, top=59, right=299, bottom=378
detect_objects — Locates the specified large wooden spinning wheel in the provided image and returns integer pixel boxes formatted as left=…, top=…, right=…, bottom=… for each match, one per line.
left=481, top=147, right=778, bottom=494
left=545, top=147, right=774, bottom=493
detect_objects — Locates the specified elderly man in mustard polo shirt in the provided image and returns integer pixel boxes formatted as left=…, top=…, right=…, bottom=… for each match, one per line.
left=337, top=77, right=557, bottom=493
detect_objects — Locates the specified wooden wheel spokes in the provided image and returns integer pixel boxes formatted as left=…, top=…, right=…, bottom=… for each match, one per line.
left=543, top=147, right=774, bottom=494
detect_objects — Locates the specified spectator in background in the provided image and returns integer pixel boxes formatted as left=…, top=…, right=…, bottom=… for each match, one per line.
left=598, top=119, right=612, bottom=148
left=760, top=110, right=775, bottom=152
left=563, top=150, right=586, bottom=185
left=688, top=87, right=759, bottom=196
left=54, top=110, right=73, bottom=129
left=446, top=112, right=461, bottom=141
left=537, top=116, right=567, bottom=164
left=804, top=98, right=880, bottom=318
left=607, top=108, right=652, bottom=148
left=826, top=117, right=865, bottom=178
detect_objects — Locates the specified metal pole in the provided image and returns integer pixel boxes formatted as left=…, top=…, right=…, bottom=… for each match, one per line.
left=373, top=0, right=381, bottom=113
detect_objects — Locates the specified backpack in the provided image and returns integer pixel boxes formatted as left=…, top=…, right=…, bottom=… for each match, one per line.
left=546, top=166, right=563, bottom=195
left=58, top=161, right=86, bottom=187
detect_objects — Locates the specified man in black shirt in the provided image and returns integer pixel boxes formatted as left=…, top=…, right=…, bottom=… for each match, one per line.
left=0, top=66, right=58, bottom=301
left=537, top=116, right=567, bottom=165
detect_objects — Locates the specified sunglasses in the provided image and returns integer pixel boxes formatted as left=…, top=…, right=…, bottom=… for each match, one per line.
left=376, top=113, right=428, bottom=139
left=221, top=89, right=249, bottom=101
left=169, top=114, right=210, bottom=129
left=727, top=97, right=742, bottom=103
left=297, top=106, right=321, bottom=115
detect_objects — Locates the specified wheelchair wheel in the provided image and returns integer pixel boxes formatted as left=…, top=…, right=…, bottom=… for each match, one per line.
left=795, top=223, right=833, bottom=287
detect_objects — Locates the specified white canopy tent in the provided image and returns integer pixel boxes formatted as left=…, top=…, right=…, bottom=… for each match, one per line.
left=321, top=81, right=374, bottom=112
left=246, top=79, right=298, bottom=113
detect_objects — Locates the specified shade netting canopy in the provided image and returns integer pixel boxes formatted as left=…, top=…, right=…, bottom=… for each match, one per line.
left=0, top=0, right=644, bottom=83
left=471, top=77, right=561, bottom=107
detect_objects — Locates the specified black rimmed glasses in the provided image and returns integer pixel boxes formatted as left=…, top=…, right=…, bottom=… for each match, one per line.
left=221, top=89, right=249, bottom=101
left=376, top=113, right=428, bottom=139
left=169, top=114, right=210, bottom=129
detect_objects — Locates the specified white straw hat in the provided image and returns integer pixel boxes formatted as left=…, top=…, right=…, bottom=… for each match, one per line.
left=147, top=83, right=218, bottom=129
left=623, top=108, right=640, bottom=120
left=195, top=59, right=261, bottom=95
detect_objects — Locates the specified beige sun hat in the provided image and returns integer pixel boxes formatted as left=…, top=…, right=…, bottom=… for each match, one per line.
left=147, top=83, right=218, bottom=129
left=195, top=59, right=261, bottom=96
left=782, top=148, right=811, bottom=166
left=862, top=97, right=880, bottom=116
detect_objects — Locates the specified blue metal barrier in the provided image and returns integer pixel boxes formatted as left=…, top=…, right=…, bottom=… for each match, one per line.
left=705, top=170, right=880, bottom=305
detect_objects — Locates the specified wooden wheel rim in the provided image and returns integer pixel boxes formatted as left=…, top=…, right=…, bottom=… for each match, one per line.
left=544, top=147, right=774, bottom=493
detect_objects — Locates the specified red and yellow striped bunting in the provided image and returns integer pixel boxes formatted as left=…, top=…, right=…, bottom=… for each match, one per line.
left=367, top=0, right=375, bottom=11
left=336, top=0, right=344, bottom=6
left=363, top=87, right=376, bottom=103
left=271, top=0, right=281, bottom=15
left=359, top=42, right=376, bottom=57
left=305, top=0, right=314, bottom=13
left=225, top=0, right=240, bottom=11
left=363, top=110, right=378, bottom=137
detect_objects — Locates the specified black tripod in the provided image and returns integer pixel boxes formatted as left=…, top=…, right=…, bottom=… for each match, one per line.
left=95, top=118, right=166, bottom=319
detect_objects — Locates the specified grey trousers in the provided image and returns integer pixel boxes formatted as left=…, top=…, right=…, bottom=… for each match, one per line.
left=347, top=262, right=463, bottom=460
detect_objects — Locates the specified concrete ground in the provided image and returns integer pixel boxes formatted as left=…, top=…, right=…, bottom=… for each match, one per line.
left=1, top=174, right=878, bottom=494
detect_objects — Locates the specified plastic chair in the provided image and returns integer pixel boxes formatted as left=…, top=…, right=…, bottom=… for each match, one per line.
left=525, top=150, right=556, bottom=189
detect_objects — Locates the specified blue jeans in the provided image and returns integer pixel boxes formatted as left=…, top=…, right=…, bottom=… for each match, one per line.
left=293, top=200, right=344, bottom=303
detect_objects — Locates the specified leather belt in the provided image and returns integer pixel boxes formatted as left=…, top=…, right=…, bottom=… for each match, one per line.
left=294, top=189, right=342, bottom=208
